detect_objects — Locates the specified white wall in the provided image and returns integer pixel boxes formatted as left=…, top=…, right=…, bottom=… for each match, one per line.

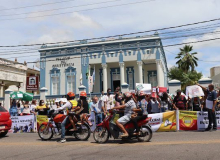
left=46, top=55, right=82, bottom=94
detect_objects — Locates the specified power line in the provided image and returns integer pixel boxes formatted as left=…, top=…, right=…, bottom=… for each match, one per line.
left=2, top=28, right=220, bottom=57
left=3, top=36, right=220, bottom=64
left=160, top=23, right=220, bottom=36
left=0, top=0, right=76, bottom=11
left=0, top=0, right=124, bottom=17
left=1, top=15, right=220, bottom=48
left=165, top=49, right=220, bottom=63
left=0, top=22, right=218, bottom=53
left=0, top=0, right=155, bottom=21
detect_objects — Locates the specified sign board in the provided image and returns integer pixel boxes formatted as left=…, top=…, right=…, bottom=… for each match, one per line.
left=185, top=85, right=204, bottom=98
left=26, top=76, right=39, bottom=90
left=10, top=115, right=35, bottom=133
left=136, top=83, right=151, bottom=94
left=152, top=87, right=167, bottom=98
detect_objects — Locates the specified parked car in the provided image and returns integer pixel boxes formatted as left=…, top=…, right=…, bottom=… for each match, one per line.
left=0, top=106, right=12, bottom=137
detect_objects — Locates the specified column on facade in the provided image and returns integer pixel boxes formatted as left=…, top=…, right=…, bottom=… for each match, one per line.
left=0, top=85, right=3, bottom=97
left=137, top=61, right=143, bottom=83
left=0, top=81, right=4, bottom=97
left=156, top=60, right=162, bottom=87
left=102, top=64, right=108, bottom=93
left=119, top=62, right=125, bottom=85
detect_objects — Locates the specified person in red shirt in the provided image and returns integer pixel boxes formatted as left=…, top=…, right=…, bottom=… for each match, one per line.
left=173, top=89, right=188, bottom=110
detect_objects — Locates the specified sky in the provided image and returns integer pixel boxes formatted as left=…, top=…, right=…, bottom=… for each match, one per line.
left=0, top=0, right=220, bottom=77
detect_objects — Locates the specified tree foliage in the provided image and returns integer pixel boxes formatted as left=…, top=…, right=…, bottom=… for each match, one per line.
left=175, top=45, right=198, bottom=73
left=168, top=66, right=202, bottom=90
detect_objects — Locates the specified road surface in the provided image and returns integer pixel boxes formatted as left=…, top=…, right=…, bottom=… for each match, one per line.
left=0, top=131, right=220, bottom=160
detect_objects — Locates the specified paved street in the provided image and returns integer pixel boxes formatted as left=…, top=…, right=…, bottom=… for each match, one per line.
left=0, top=131, right=220, bottom=160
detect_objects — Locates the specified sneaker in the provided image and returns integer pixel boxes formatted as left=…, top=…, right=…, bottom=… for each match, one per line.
left=213, top=128, right=217, bottom=131
left=59, top=138, right=66, bottom=143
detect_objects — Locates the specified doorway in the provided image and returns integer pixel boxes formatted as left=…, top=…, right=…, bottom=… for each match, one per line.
left=113, top=80, right=120, bottom=91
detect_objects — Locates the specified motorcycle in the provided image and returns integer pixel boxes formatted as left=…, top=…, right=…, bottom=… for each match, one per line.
left=38, top=110, right=91, bottom=141
left=93, top=110, right=152, bottom=143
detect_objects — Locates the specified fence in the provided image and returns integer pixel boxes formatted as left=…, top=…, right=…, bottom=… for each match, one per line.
left=9, top=110, right=220, bottom=134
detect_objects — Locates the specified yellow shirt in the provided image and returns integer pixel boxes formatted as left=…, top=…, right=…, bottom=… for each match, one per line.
left=36, top=105, right=47, bottom=111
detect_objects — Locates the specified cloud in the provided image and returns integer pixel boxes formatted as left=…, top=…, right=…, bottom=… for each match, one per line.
left=182, top=28, right=220, bottom=49
left=28, top=28, right=74, bottom=44
left=58, top=12, right=102, bottom=30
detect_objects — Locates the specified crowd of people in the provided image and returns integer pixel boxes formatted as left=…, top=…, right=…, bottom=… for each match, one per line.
left=7, top=83, right=220, bottom=142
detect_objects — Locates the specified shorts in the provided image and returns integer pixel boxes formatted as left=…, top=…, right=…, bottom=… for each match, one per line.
left=117, top=115, right=131, bottom=125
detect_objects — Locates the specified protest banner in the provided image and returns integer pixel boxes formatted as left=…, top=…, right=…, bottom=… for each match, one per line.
left=88, top=112, right=96, bottom=132
left=152, top=87, right=167, bottom=98
left=136, top=83, right=151, bottom=94
left=146, top=111, right=176, bottom=132
left=185, top=85, right=204, bottom=98
left=157, top=111, right=176, bottom=132
left=197, top=111, right=220, bottom=130
left=36, top=115, right=48, bottom=130
left=179, top=111, right=197, bottom=130
left=216, top=111, right=220, bottom=130
left=10, top=115, right=35, bottom=133
left=197, top=111, right=209, bottom=130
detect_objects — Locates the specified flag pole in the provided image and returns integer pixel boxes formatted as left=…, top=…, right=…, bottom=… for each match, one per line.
left=88, top=65, right=91, bottom=101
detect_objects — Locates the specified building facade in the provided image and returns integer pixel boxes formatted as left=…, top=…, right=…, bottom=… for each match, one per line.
left=0, top=58, right=27, bottom=98
left=210, top=66, right=220, bottom=88
left=39, top=33, right=168, bottom=94
left=0, top=58, right=40, bottom=102
left=210, top=66, right=220, bottom=78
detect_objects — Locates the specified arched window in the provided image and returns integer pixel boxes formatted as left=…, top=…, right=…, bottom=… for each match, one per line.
left=65, top=67, right=76, bottom=93
left=50, top=68, right=60, bottom=95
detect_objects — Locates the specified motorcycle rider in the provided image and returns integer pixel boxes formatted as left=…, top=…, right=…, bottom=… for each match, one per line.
left=77, top=91, right=91, bottom=125
left=55, top=92, right=79, bottom=143
left=131, top=91, right=148, bottom=135
left=112, top=92, right=136, bottom=137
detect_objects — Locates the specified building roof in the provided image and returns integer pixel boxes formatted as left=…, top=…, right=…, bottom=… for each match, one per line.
left=39, top=34, right=160, bottom=51
left=27, top=67, right=40, bottom=74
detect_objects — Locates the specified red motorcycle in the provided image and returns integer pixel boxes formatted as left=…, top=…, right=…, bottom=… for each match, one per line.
left=38, top=110, right=91, bottom=141
left=93, top=110, right=152, bottom=143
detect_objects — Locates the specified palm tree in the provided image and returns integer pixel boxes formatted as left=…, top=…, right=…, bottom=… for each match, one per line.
left=175, top=45, right=198, bottom=73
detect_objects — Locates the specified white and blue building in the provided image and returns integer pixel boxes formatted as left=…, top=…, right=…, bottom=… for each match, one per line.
left=39, top=33, right=168, bottom=95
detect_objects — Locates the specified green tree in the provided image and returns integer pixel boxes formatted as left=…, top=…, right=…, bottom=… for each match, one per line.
left=168, top=66, right=202, bottom=90
left=175, top=45, right=198, bottom=73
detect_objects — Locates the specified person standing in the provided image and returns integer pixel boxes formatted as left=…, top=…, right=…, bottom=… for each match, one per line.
left=156, top=88, right=172, bottom=112
left=29, top=100, right=37, bottom=115
left=102, top=88, right=115, bottom=111
left=198, top=84, right=217, bottom=131
left=150, top=97, right=160, bottom=114
left=35, top=100, right=49, bottom=115
left=173, top=90, right=188, bottom=110
left=21, top=100, right=31, bottom=116
left=91, top=96, right=105, bottom=125
left=100, top=91, right=105, bottom=101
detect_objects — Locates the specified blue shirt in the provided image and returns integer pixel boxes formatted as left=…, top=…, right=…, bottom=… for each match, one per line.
left=206, top=90, right=217, bottom=101
left=137, top=99, right=148, bottom=115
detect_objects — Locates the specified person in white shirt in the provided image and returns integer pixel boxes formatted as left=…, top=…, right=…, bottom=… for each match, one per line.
left=102, top=88, right=115, bottom=111
left=100, top=91, right=105, bottom=101
left=91, top=96, right=105, bottom=125
left=21, top=100, right=31, bottom=115
left=29, top=100, right=37, bottom=115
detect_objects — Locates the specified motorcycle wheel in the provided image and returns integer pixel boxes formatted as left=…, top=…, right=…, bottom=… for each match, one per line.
left=38, top=124, right=53, bottom=141
left=0, top=131, right=8, bottom=137
left=74, top=123, right=90, bottom=141
left=93, top=126, right=109, bottom=144
left=138, top=126, right=152, bottom=142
